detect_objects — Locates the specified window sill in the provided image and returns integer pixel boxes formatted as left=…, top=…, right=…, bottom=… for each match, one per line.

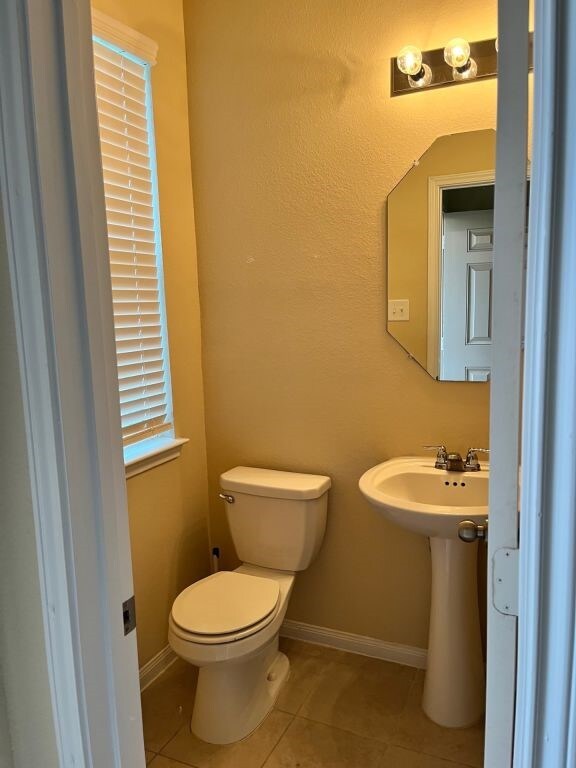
left=124, top=436, right=189, bottom=479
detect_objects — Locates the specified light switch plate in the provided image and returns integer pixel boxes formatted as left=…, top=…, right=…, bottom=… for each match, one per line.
left=388, top=299, right=410, bottom=321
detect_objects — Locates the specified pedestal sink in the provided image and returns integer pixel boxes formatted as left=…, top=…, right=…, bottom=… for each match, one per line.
left=359, top=456, right=488, bottom=728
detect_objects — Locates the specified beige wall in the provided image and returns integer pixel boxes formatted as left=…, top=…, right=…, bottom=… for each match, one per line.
left=184, top=0, right=496, bottom=649
left=93, top=0, right=210, bottom=665
left=388, top=129, right=496, bottom=370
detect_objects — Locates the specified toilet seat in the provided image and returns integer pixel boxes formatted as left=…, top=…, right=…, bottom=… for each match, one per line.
left=171, top=571, right=280, bottom=644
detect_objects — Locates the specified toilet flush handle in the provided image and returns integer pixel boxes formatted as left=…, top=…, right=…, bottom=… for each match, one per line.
left=219, top=493, right=235, bottom=504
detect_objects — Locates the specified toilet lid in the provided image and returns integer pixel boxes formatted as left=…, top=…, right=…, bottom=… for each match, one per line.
left=171, top=571, right=280, bottom=636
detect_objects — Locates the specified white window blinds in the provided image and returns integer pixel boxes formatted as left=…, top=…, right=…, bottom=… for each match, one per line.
left=93, top=38, right=173, bottom=446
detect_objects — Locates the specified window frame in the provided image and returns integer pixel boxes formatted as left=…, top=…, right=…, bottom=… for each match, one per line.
left=92, top=10, right=187, bottom=476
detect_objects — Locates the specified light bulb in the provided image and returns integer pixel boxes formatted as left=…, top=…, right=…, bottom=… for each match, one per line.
left=397, top=45, right=423, bottom=76
left=453, top=57, right=478, bottom=81
left=408, top=63, right=433, bottom=89
left=444, top=37, right=471, bottom=69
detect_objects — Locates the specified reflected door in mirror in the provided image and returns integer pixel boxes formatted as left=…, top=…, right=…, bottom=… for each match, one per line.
left=440, top=211, right=493, bottom=381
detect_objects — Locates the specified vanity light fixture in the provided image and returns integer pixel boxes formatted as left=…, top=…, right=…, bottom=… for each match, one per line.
left=391, top=34, right=532, bottom=96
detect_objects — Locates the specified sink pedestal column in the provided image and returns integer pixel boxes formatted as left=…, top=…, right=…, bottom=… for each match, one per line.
left=422, top=537, right=485, bottom=728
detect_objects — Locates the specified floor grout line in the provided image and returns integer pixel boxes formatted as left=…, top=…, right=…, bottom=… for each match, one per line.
left=291, top=712, right=397, bottom=748
left=156, top=723, right=188, bottom=757
left=414, top=746, right=483, bottom=768
left=258, top=711, right=295, bottom=768
left=389, top=745, right=481, bottom=767
left=152, top=755, right=197, bottom=768
left=389, top=734, right=484, bottom=768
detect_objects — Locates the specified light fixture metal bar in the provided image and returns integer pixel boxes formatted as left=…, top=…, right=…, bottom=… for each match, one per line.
left=390, top=35, right=533, bottom=96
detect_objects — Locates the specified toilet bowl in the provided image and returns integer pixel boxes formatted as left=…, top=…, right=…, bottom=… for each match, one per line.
left=169, top=564, right=294, bottom=744
left=168, top=466, right=331, bottom=744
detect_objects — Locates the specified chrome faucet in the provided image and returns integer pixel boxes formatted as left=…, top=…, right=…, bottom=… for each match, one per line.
left=423, top=445, right=450, bottom=469
left=464, top=448, right=490, bottom=471
left=424, top=445, right=489, bottom=472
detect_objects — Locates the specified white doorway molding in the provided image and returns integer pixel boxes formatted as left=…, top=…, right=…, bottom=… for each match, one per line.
left=0, top=0, right=145, bottom=765
left=514, top=0, right=576, bottom=764
left=2, top=0, right=576, bottom=766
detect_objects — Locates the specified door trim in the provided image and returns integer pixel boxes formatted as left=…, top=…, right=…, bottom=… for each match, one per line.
left=514, top=0, right=576, bottom=764
left=484, top=0, right=530, bottom=765
left=4, top=0, right=576, bottom=765
left=0, top=0, right=144, bottom=765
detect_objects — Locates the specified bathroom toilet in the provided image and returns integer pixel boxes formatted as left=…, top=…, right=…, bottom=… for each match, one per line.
left=168, top=466, right=331, bottom=744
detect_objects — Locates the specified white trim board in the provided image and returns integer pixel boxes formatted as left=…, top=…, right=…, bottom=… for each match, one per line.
left=139, top=646, right=178, bottom=692
left=140, top=619, right=426, bottom=692
left=484, top=0, right=529, bottom=764
left=281, top=620, right=427, bottom=670
left=91, top=9, right=158, bottom=65
left=0, top=0, right=148, bottom=763
left=139, top=624, right=426, bottom=694
left=125, top=437, right=189, bottom=479
left=514, top=0, right=576, bottom=763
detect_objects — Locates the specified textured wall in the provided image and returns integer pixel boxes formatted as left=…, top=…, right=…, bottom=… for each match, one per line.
left=184, top=0, right=496, bottom=648
left=93, top=0, right=210, bottom=665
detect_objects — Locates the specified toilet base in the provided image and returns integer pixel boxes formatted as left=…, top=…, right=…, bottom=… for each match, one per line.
left=191, top=637, right=290, bottom=744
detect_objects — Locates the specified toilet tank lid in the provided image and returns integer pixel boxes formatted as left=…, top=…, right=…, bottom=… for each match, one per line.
left=220, top=466, right=331, bottom=500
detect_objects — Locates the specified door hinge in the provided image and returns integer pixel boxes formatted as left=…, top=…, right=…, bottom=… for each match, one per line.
left=123, top=595, right=137, bottom=635
left=492, top=547, right=519, bottom=616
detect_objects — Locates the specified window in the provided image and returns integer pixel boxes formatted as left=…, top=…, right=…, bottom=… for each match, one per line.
left=92, top=15, right=186, bottom=474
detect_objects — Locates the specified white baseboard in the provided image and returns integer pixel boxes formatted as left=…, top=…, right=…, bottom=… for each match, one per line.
left=281, top=619, right=427, bottom=670
left=139, top=645, right=178, bottom=692
left=138, top=624, right=426, bottom=691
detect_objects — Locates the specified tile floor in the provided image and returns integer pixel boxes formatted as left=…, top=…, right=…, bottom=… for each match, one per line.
left=142, top=639, right=484, bottom=768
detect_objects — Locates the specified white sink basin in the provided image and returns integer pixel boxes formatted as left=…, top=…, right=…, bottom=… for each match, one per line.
left=359, top=455, right=489, bottom=730
left=359, top=456, right=488, bottom=539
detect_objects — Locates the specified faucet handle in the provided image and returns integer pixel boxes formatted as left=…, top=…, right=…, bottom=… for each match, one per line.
left=423, top=444, right=448, bottom=469
left=423, top=444, right=447, bottom=455
left=465, top=447, right=490, bottom=471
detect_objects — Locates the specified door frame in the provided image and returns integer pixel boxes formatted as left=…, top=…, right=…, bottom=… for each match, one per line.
left=2, top=0, right=576, bottom=765
left=484, top=0, right=529, bottom=764
left=514, top=0, right=576, bottom=763
left=0, top=0, right=144, bottom=765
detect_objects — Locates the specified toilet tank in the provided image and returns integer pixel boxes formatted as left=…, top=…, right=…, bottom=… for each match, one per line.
left=219, top=467, right=331, bottom=571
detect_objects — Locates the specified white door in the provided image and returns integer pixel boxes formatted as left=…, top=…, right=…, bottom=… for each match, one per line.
left=441, top=210, right=494, bottom=381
